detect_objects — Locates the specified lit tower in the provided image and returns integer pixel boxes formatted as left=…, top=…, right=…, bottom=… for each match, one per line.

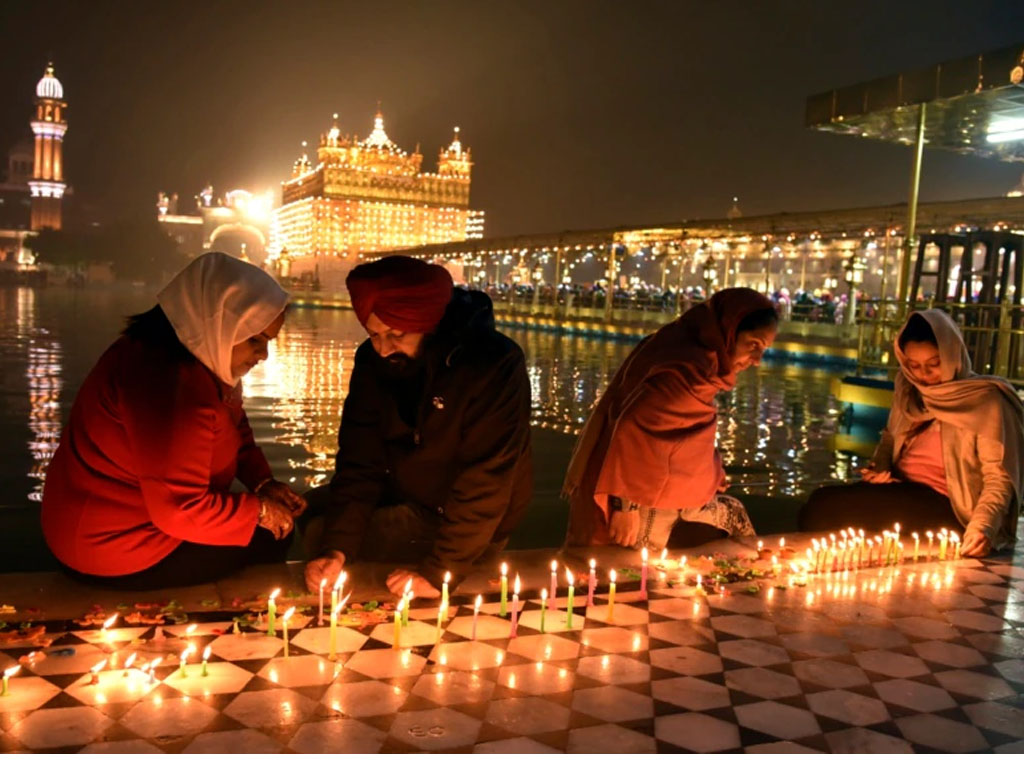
left=29, top=63, right=68, bottom=231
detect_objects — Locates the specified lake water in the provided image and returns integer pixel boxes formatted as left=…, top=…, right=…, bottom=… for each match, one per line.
left=0, top=285, right=863, bottom=568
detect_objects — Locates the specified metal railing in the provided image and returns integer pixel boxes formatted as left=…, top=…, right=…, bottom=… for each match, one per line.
left=854, top=293, right=1024, bottom=385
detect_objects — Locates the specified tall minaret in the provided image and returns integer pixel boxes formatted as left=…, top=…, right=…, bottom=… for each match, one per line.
left=29, top=63, right=68, bottom=231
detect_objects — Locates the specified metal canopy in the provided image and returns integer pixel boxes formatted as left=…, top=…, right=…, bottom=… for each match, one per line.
left=806, top=43, right=1024, bottom=161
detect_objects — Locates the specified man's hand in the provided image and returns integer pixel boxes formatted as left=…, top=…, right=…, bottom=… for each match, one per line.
left=961, top=529, right=991, bottom=558
left=259, top=479, right=307, bottom=518
left=304, top=551, right=345, bottom=594
left=257, top=498, right=295, bottom=540
left=386, top=569, right=440, bottom=599
left=860, top=464, right=894, bottom=484
left=609, top=509, right=639, bottom=548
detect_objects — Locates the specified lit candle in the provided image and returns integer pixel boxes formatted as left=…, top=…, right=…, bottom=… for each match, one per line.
left=2, top=665, right=20, bottom=696
left=540, top=588, right=548, bottom=633
left=435, top=603, right=444, bottom=644
left=328, top=593, right=348, bottom=662
left=587, top=559, right=597, bottom=607
left=549, top=560, right=558, bottom=607
left=100, top=613, right=118, bottom=643
left=565, top=569, right=576, bottom=629
left=952, top=532, right=961, bottom=559
left=640, top=547, right=648, bottom=600
left=122, top=652, right=137, bottom=677
left=757, top=540, right=764, bottom=556
left=897, top=541, right=905, bottom=564
left=772, top=554, right=780, bottom=577
left=607, top=570, right=616, bottom=622
left=281, top=607, right=295, bottom=658
left=500, top=563, right=509, bottom=618
left=695, top=573, right=704, bottom=594
left=471, top=595, right=482, bottom=641
left=779, top=537, right=786, bottom=554
left=201, top=645, right=212, bottom=676
left=912, top=532, right=920, bottom=562
left=266, top=588, right=280, bottom=636
left=90, top=660, right=106, bottom=685
left=660, top=548, right=668, bottom=568
left=402, top=579, right=413, bottom=627
left=874, top=536, right=883, bottom=567
left=679, top=555, right=687, bottom=571
left=144, top=662, right=156, bottom=686
left=441, top=572, right=451, bottom=615
left=939, top=529, right=948, bottom=560
left=510, top=575, right=521, bottom=639
left=179, top=645, right=194, bottom=678
left=811, top=540, right=821, bottom=573
left=318, top=577, right=327, bottom=626
left=393, top=597, right=404, bottom=649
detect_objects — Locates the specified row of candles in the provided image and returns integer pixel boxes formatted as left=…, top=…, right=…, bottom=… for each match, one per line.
left=0, top=526, right=969, bottom=696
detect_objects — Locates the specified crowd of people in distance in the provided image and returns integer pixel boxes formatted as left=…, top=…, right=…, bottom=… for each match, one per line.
left=38, top=251, right=1023, bottom=593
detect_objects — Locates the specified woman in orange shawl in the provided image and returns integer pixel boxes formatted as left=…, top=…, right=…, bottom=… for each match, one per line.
left=564, top=288, right=778, bottom=549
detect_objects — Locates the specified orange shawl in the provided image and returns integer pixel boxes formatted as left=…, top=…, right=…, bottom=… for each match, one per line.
left=563, top=288, right=774, bottom=546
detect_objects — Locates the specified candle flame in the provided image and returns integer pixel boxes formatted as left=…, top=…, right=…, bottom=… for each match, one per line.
left=609, top=569, right=617, bottom=583
left=641, top=547, right=648, bottom=563
left=950, top=532, right=960, bottom=543
left=757, top=540, right=764, bottom=550
left=589, top=558, right=596, bottom=569
left=333, top=572, right=345, bottom=590
left=319, top=577, right=327, bottom=588
left=404, top=578, right=413, bottom=594
left=269, top=588, right=281, bottom=601
left=660, top=548, right=667, bottom=561
left=282, top=607, right=296, bottom=622
left=102, top=613, right=118, bottom=630
left=513, top=574, right=521, bottom=594
left=912, top=532, right=919, bottom=540
left=679, top=555, right=687, bottom=568
left=541, top=588, right=548, bottom=599
left=90, top=660, right=107, bottom=674
left=474, top=595, right=482, bottom=610
left=123, top=653, right=137, bottom=669
left=894, top=522, right=901, bottom=533
left=3, top=665, right=20, bottom=679
left=181, top=644, right=195, bottom=661
left=779, top=537, right=786, bottom=548
left=202, top=645, right=212, bottom=661
left=186, top=623, right=197, bottom=636
left=565, top=568, right=574, bottom=585
left=501, top=562, right=508, bottom=576
left=444, top=571, right=451, bottom=584
left=549, top=560, right=557, bottom=572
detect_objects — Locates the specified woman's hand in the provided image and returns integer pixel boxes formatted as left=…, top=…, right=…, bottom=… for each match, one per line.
left=961, top=529, right=991, bottom=558
left=258, top=479, right=307, bottom=518
left=860, top=464, right=894, bottom=484
left=304, top=551, right=345, bottom=593
left=386, top=569, right=441, bottom=599
left=609, top=509, right=640, bottom=548
left=257, top=497, right=295, bottom=540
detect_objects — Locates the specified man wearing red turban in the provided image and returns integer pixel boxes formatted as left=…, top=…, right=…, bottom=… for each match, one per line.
left=303, top=256, right=533, bottom=598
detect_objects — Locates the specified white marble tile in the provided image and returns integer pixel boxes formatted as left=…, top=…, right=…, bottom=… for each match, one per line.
left=780, top=631, right=850, bottom=657
left=184, top=728, right=284, bottom=753
left=257, top=655, right=341, bottom=688
left=825, top=727, right=914, bottom=754
left=63, top=669, right=158, bottom=705
left=412, top=669, right=494, bottom=705
left=485, top=696, right=571, bottom=735
left=120, top=697, right=219, bottom=739
left=710, top=614, right=777, bottom=638
left=497, top=662, right=575, bottom=695
left=735, top=701, right=821, bottom=740
left=429, top=641, right=505, bottom=672
left=807, top=690, right=890, bottom=726
left=517, top=608, right=586, bottom=633
left=346, top=647, right=427, bottom=678
left=160, top=662, right=253, bottom=696
left=745, top=741, right=821, bottom=753
left=206, top=633, right=283, bottom=661
left=995, top=658, right=1024, bottom=684
left=0, top=675, right=61, bottom=713
left=717, top=638, right=789, bottom=666
left=289, top=719, right=386, bottom=753
left=853, top=649, right=929, bottom=678
left=370, top=619, right=441, bottom=648
left=912, top=639, right=986, bottom=668
left=943, top=610, right=1010, bottom=633
left=10, top=707, right=111, bottom=750
left=571, top=685, right=654, bottom=722
left=896, top=713, right=988, bottom=752
left=222, top=689, right=318, bottom=728
left=648, top=646, right=722, bottom=677
left=934, top=669, right=1015, bottom=700
left=290, top=625, right=369, bottom=656
left=474, top=736, right=561, bottom=753
left=584, top=601, right=650, bottom=626
left=792, top=658, right=869, bottom=688
left=80, top=739, right=164, bottom=754
left=839, top=624, right=909, bottom=649
left=646, top=620, right=715, bottom=646
left=963, top=701, right=1024, bottom=738
left=651, top=676, right=731, bottom=711
left=390, top=707, right=483, bottom=750
left=725, top=667, right=801, bottom=699
left=506, top=633, right=581, bottom=662
left=576, top=653, right=651, bottom=684
left=579, top=626, right=648, bottom=653
left=874, top=679, right=957, bottom=712
left=654, top=713, right=741, bottom=752
left=566, top=724, right=657, bottom=754
left=891, top=616, right=959, bottom=641
left=322, top=680, right=408, bottom=717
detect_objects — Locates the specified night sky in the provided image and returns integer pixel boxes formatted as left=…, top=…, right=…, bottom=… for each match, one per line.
left=2, top=1, right=1023, bottom=237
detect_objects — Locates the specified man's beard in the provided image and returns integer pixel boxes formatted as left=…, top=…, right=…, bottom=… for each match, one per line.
left=376, top=352, right=422, bottom=380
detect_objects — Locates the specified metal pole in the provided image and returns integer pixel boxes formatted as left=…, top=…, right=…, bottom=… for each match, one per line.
left=604, top=242, right=616, bottom=321
left=897, top=103, right=927, bottom=308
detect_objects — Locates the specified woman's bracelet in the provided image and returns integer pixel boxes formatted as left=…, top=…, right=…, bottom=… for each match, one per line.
left=254, top=477, right=274, bottom=494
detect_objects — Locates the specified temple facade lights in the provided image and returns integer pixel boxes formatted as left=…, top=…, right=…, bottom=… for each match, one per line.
left=29, top=63, right=67, bottom=231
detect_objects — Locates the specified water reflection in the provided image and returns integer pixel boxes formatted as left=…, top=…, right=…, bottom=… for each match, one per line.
left=0, top=288, right=859, bottom=507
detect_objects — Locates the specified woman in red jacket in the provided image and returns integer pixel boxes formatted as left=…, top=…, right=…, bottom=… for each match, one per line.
left=42, top=252, right=305, bottom=590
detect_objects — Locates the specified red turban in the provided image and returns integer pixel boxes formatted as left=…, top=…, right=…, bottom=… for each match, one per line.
left=346, top=256, right=454, bottom=333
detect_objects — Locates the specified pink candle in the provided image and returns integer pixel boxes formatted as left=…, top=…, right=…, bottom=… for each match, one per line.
left=510, top=575, right=521, bottom=639
left=640, top=547, right=648, bottom=599
left=586, top=558, right=596, bottom=607
left=318, top=577, right=327, bottom=626
left=549, top=560, right=558, bottom=606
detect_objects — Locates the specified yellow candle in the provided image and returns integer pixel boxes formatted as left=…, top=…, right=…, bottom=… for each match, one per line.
left=926, top=531, right=934, bottom=559
left=281, top=607, right=295, bottom=658
left=319, top=577, right=327, bottom=626
left=952, top=532, right=961, bottom=559
left=500, top=562, right=509, bottom=618
left=939, top=530, right=948, bottom=560
left=912, top=532, right=920, bottom=562
left=2, top=665, right=20, bottom=696
left=472, top=595, right=482, bottom=641
left=441, top=571, right=451, bottom=615
left=179, top=645, right=194, bottom=678
left=267, top=588, right=280, bottom=636
left=201, top=645, right=211, bottom=677
left=328, top=592, right=348, bottom=662
left=607, top=570, right=617, bottom=622
left=122, top=652, right=137, bottom=677
left=540, top=587, right=548, bottom=632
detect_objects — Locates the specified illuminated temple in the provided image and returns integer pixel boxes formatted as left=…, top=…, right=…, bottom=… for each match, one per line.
left=269, top=110, right=484, bottom=291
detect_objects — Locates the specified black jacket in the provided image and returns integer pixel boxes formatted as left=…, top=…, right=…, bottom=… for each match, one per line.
left=321, top=288, right=533, bottom=588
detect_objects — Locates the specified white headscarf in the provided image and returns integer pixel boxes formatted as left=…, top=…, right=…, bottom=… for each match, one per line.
left=157, top=252, right=289, bottom=386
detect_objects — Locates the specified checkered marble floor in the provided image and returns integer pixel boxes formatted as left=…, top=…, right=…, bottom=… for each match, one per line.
left=1, top=542, right=1023, bottom=753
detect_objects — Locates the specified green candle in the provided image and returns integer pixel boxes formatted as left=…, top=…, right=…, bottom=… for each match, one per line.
left=266, top=588, right=280, bottom=636
left=499, top=563, right=508, bottom=618
left=1, top=665, right=18, bottom=696
left=282, top=607, right=295, bottom=658
left=394, top=597, right=403, bottom=649
left=540, top=588, right=548, bottom=633
left=402, top=580, right=412, bottom=627
left=201, top=646, right=210, bottom=677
